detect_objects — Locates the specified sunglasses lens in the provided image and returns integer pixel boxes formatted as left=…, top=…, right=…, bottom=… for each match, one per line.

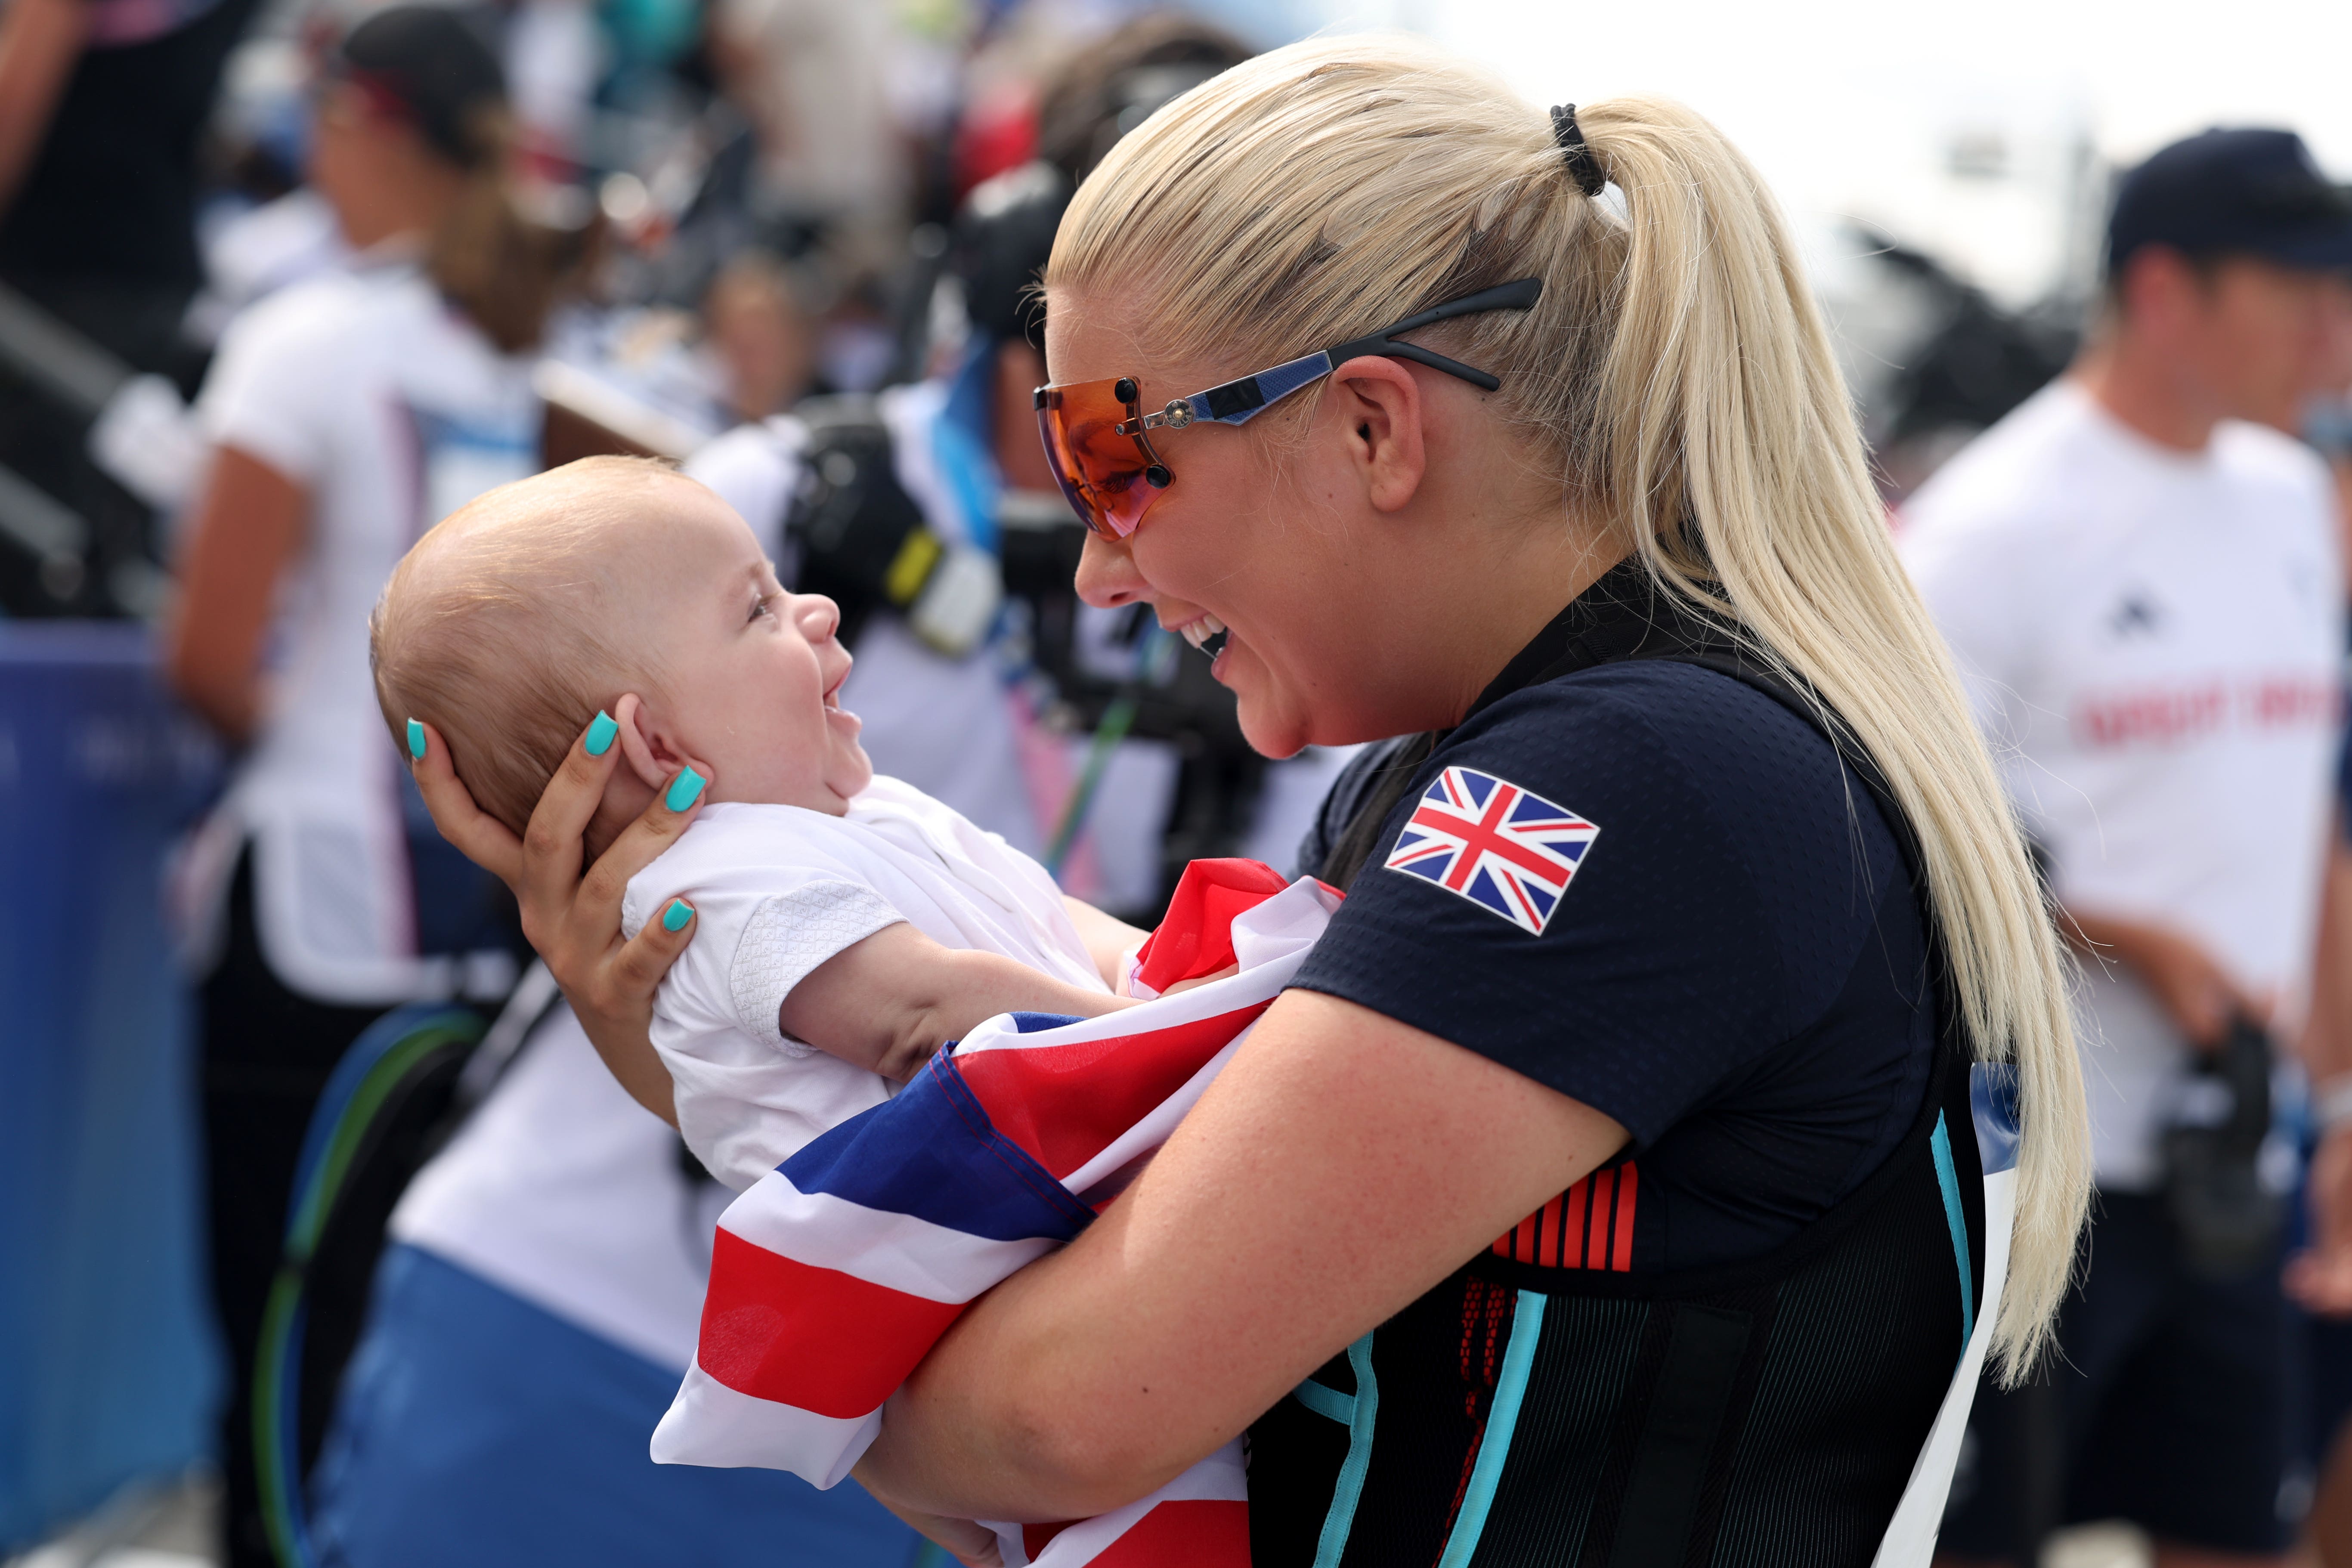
left=1037, top=380, right=1166, bottom=538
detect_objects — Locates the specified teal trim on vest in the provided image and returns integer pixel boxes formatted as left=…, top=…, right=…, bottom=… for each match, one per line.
left=1434, top=1291, right=1547, bottom=1568
left=1301, top=1333, right=1379, bottom=1568
left=1930, top=1110, right=1974, bottom=1351
left=1292, top=1376, right=1355, bottom=1426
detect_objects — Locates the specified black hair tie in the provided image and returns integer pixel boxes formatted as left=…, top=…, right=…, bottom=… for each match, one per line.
left=1550, top=104, right=1607, bottom=198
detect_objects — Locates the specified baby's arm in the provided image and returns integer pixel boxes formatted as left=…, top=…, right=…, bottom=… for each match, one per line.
left=779, top=923, right=1136, bottom=1082
left=1062, top=894, right=1151, bottom=990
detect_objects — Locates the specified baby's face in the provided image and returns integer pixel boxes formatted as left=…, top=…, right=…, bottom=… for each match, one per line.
left=635, top=482, right=872, bottom=813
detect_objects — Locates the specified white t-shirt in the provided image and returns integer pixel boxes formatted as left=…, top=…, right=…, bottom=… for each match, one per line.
left=390, top=1002, right=724, bottom=1372
left=185, top=259, right=537, bottom=1004
left=618, top=780, right=1104, bottom=1191
left=1900, top=380, right=2344, bottom=1188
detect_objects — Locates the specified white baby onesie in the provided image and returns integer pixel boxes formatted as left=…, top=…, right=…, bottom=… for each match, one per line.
left=619, top=777, right=1105, bottom=1191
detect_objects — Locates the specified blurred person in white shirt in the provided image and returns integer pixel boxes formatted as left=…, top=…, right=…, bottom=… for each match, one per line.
left=1904, top=128, right=2352, bottom=1568
left=161, top=11, right=592, bottom=1559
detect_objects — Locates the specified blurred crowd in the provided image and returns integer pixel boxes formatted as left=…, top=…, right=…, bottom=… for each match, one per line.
left=3, top=0, right=2352, bottom=1566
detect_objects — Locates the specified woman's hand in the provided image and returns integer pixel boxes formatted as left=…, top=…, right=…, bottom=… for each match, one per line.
left=408, top=715, right=707, bottom=1123
left=2063, top=907, right=2259, bottom=1050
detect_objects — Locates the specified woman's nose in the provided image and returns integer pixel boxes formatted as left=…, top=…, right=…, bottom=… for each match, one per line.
left=1074, top=529, right=1147, bottom=609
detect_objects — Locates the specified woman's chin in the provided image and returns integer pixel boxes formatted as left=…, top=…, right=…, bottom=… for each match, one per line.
left=1234, top=691, right=1312, bottom=762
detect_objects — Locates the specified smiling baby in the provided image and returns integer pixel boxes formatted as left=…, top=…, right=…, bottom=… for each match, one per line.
left=371, top=455, right=1130, bottom=1189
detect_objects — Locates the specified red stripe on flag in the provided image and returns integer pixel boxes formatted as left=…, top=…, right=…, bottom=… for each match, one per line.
left=698, top=1229, right=962, bottom=1418
left=1023, top=1520, right=1077, bottom=1560
left=1611, top=1162, right=1639, bottom=1271
left=1087, top=1500, right=1252, bottom=1567
left=1130, top=858, right=1291, bottom=994
left=956, top=1004, right=1270, bottom=1179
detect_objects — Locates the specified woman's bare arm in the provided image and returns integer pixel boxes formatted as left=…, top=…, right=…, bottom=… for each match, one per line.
left=781, top=923, right=1135, bottom=1082
left=165, top=446, right=308, bottom=744
left=855, top=987, right=1628, bottom=1522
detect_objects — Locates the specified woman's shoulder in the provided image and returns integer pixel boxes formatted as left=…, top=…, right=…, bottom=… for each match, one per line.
left=206, top=265, right=428, bottom=405
left=220, top=264, right=411, bottom=349
left=1444, top=657, right=1858, bottom=837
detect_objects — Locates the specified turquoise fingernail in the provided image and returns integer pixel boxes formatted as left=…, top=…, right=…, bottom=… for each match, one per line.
left=585, top=710, right=617, bottom=756
left=405, top=719, right=426, bottom=759
left=662, top=899, right=693, bottom=932
left=665, top=767, right=705, bottom=812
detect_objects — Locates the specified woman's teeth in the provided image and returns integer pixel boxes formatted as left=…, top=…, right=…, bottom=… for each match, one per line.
left=1181, top=615, right=1229, bottom=659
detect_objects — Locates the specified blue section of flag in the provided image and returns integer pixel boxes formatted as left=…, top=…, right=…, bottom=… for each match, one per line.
left=783, top=1055, right=1094, bottom=1242
left=1008, top=1011, right=1085, bottom=1034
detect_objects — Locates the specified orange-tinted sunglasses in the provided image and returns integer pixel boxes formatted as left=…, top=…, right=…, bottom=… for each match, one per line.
left=1034, top=277, right=1543, bottom=538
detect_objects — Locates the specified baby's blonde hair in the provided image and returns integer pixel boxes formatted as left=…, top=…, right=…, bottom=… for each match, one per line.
left=371, top=455, right=683, bottom=837
left=1054, top=36, right=2089, bottom=1378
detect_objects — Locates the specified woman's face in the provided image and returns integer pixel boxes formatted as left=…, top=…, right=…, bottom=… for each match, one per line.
left=1049, top=294, right=1448, bottom=766
left=1046, top=287, right=1584, bottom=760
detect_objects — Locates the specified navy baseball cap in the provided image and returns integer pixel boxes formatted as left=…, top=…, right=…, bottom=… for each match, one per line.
left=2107, top=127, right=2352, bottom=277
left=334, top=6, right=508, bottom=171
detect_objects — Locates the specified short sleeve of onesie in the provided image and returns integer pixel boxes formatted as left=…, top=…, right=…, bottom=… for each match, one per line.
left=622, top=845, right=902, bottom=1055
left=1289, top=662, right=1933, bottom=1268
left=622, top=809, right=908, bottom=1189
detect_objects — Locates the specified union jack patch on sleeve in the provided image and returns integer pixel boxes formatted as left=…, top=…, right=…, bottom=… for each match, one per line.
left=1383, top=766, right=1601, bottom=935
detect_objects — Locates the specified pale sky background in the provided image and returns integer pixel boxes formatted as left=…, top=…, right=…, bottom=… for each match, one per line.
left=1258, top=0, right=2352, bottom=307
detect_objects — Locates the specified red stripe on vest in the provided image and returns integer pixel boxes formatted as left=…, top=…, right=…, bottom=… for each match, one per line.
left=697, top=1229, right=961, bottom=1417
left=1611, top=1161, right=1639, bottom=1271
left=1488, top=1162, right=1639, bottom=1272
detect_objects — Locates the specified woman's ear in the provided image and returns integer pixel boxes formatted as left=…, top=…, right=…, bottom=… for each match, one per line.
left=1328, top=356, right=1427, bottom=514
left=612, top=693, right=682, bottom=790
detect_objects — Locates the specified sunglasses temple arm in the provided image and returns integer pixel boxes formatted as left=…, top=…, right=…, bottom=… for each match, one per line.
left=1380, top=276, right=1544, bottom=336
left=1321, top=275, right=1547, bottom=393
left=1322, top=338, right=1503, bottom=392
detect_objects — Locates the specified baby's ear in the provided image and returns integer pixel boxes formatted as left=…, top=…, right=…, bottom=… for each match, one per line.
left=612, top=693, right=680, bottom=791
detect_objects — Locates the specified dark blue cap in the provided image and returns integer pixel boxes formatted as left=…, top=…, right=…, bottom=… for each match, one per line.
left=2107, top=127, right=2352, bottom=277
left=336, top=6, right=508, bottom=171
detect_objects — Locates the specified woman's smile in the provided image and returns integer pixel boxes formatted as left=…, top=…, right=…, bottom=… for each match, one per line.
left=1167, top=610, right=1231, bottom=661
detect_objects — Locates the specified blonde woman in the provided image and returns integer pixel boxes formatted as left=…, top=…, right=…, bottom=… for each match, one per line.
left=409, top=37, right=2089, bottom=1566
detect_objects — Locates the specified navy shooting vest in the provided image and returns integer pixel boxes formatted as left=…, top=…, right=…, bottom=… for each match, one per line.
left=1250, top=574, right=1992, bottom=1568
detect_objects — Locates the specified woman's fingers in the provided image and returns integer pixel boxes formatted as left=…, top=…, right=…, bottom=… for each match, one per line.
left=613, top=895, right=696, bottom=996
left=406, top=719, right=525, bottom=888
left=517, top=712, right=630, bottom=928
left=567, top=756, right=712, bottom=938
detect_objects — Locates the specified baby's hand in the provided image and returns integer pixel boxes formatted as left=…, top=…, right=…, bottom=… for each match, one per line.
left=872, top=1500, right=1003, bottom=1567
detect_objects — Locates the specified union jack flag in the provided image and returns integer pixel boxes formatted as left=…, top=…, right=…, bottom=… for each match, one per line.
left=1383, top=766, right=1600, bottom=935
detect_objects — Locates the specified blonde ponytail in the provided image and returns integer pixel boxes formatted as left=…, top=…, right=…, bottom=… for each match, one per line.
left=1052, top=37, right=2088, bottom=1379
left=427, top=109, right=601, bottom=354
